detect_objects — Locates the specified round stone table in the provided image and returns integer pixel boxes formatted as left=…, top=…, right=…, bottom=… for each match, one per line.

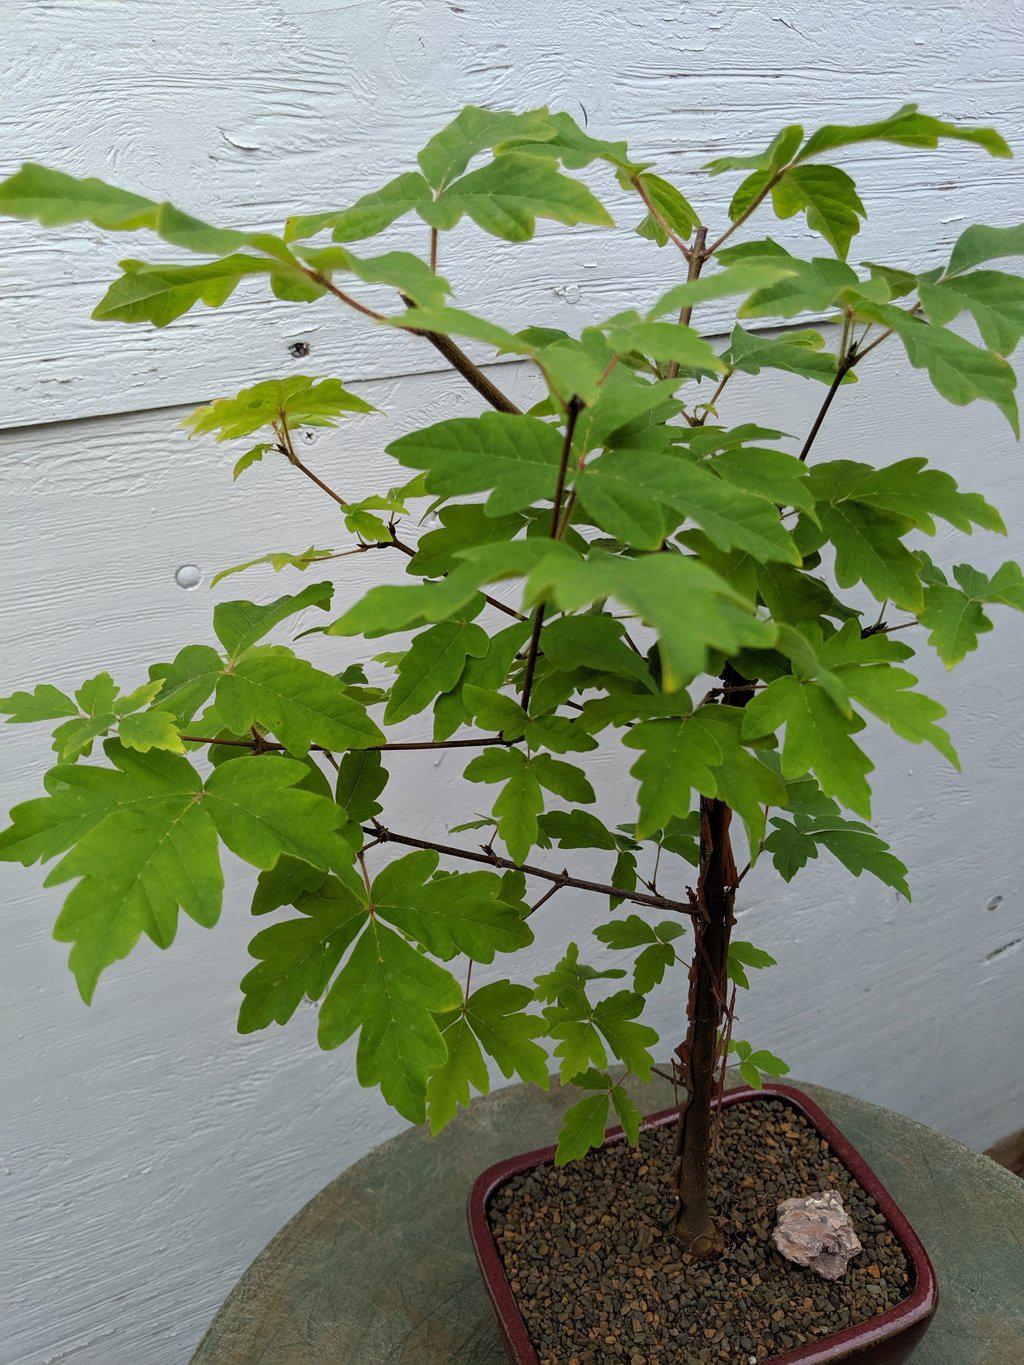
left=193, top=1073, right=1024, bottom=1363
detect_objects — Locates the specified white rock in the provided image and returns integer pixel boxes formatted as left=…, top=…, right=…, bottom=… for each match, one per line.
left=771, top=1191, right=862, bottom=1281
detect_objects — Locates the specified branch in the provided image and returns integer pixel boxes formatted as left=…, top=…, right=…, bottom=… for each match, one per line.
left=706, top=170, right=785, bottom=256
left=180, top=733, right=515, bottom=753
left=797, top=348, right=858, bottom=463
left=364, top=822, right=700, bottom=917
left=519, top=398, right=583, bottom=712
left=399, top=294, right=521, bottom=415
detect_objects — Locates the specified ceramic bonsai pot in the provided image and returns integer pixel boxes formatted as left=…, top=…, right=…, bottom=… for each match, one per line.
left=468, top=1083, right=937, bottom=1364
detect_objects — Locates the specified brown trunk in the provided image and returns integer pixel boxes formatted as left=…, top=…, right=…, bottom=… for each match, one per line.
left=672, top=666, right=751, bottom=1254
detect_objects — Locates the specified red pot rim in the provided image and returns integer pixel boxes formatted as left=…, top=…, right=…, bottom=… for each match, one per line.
left=467, top=1083, right=938, bottom=1364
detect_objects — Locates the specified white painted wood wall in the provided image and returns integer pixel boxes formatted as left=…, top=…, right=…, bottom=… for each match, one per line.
left=3, top=2, right=1022, bottom=1360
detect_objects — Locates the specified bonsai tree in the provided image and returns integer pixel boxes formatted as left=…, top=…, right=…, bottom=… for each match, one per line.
left=2, top=105, right=1022, bottom=1257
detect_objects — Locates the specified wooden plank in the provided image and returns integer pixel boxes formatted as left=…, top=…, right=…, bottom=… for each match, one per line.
left=2, top=0, right=1023, bottom=428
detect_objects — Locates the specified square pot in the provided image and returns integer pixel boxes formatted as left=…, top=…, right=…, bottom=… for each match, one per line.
left=467, top=1083, right=937, bottom=1364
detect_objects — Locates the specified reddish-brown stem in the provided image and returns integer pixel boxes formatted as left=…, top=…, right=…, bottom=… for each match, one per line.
left=364, top=822, right=699, bottom=917
left=666, top=226, right=708, bottom=382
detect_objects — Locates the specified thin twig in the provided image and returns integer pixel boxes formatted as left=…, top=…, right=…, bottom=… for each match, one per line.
left=666, top=226, right=708, bottom=381
left=180, top=733, right=516, bottom=753
left=520, top=398, right=583, bottom=713
left=365, top=822, right=700, bottom=917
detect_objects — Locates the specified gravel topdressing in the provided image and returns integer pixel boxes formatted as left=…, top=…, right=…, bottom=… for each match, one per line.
left=486, top=1097, right=911, bottom=1363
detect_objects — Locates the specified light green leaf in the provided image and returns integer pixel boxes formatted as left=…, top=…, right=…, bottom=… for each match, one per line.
left=797, top=104, right=1011, bottom=163
left=285, top=172, right=432, bottom=243
left=919, top=270, right=1024, bottom=356
left=422, top=152, right=612, bottom=242
left=388, top=412, right=564, bottom=515
left=217, top=649, right=384, bottom=755
left=213, top=582, right=334, bottom=659
left=386, top=615, right=489, bottom=723
left=555, top=1093, right=610, bottom=1164
left=743, top=675, right=873, bottom=817
left=92, top=255, right=272, bottom=326
left=947, top=222, right=1024, bottom=277
left=317, top=918, right=461, bottom=1123
left=418, top=107, right=557, bottom=189
left=238, top=876, right=368, bottom=1031
left=185, top=376, right=374, bottom=442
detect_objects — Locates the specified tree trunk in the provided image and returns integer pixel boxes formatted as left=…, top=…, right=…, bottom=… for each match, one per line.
left=672, top=667, right=751, bottom=1254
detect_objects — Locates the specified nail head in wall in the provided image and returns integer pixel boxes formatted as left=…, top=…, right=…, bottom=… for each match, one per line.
left=175, top=564, right=202, bottom=590
left=987, top=895, right=1004, bottom=912
left=289, top=341, right=311, bottom=358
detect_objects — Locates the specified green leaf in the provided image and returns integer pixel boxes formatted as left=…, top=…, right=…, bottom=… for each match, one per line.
left=211, top=547, right=336, bottom=587
left=213, top=582, right=334, bottom=659
left=285, top=172, right=432, bottom=242
left=426, top=1013, right=489, bottom=1134
left=624, top=712, right=723, bottom=838
left=947, top=222, right=1024, bottom=276
left=765, top=770, right=909, bottom=896
left=818, top=502, right=924, bottom=613
left=388, top=412, right=564, bottom=515
left=705, top=125, right=804, bottom=177
left=541, top=614, right=655, bottom=687
left=216, top=649, right=384, bottom=755
left=335, top=748, right=388, bottom=824
left=730, top=245, right=859, bottom=319
left=251, top=856, right=330, bottom=916
left=25, top=746, right=221, bottom=1002
left=298, top=244, right=452, bottom=309
left=771, top=165, right=866, bottom=258
left=633, top=171, right=699, bottom=245
left=317, top=918, right=461, bottom=1123
left=727, top=940, right=777, bottom=990
left=602, top=315, right=723, bottom=373
left=407, top=505, right=525, bottom=580
left=841, top=663, right=958, bottom=768
left=592, top=991, right=657, bottom=1079
left=578, top=447, right=801, bottom=563
left=724, top=325, right=848, bottom=385
left=611, top=1086, right=642, bottom=1145
left=386, top=615, right=489, bottom=723
left=919, top=270, right=1024, bottom=356
left=743, top=676, right=873, bottom=817
left=149, top=645, right=224, bottom=724
left=184, top=376, right=375, bottom=442
left=426, top=978, right=548, bottom=1134
left=201, top=754, right=357, bottom=872
left=0, top=163, right=162, bottom=231
left=648, top=261, right=800, bottom=319
left=555, top=1093, right=610, bottom=1164
left=0, top=683, right=78, bottom=723
left=462, top=686, right=528, bottom=737
left=810, top=457, right=1005, bottom=537
left=417, top=107, right=557, bottom=189
left=493, top=765, right=544, bottom=863
left=371, top=850, right=533, bottom=962
left=117, top=709, right=185, bottom=755
left=464, top=979, right=549, bottom=1084
left=422, top=152, right=612, bottom=242
left=238, top=876, right=368, bottom=1031
left=522, top=547, right=774, bottom=692
left=797, top=104, right=1011, bottom=163
left=848, top=297, right=1019, bottom=435
left=92, top=254, right=272, bottom=326
left=920, top=560, right=1024, bottom=666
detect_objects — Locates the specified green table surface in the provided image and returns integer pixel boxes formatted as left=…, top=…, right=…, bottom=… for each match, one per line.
left=193, top=1073, right=1024, bottom=1363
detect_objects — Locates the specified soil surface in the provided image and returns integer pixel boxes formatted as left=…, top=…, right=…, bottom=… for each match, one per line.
left=487, top=1097, right=911, bottom=1363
